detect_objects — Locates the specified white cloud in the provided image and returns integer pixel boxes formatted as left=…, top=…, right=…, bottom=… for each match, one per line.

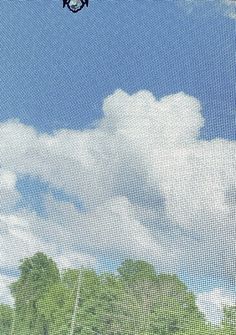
left=39, top=195, right=170, bottom=264
left=0, top=170, right=20, bottom=211
left=180, top=0, right=236, bottom=19
left=0, top=170, right=17, bottom=190
left=197, top=288, right=236, bottom=325
left=0, top=89, right=235, bottom=303
left=55, top=252, right=98, bottom=271
left=0, top=274, right=15, bottom=306
left=223, top=0, right=236, bottom=19
left=0, top=212, right=49, bottom=268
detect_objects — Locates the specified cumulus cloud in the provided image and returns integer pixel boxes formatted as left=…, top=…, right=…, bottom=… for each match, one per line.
left=0, top=89, right=235, bottom=301
left=197, top=288, right=236, bottom=325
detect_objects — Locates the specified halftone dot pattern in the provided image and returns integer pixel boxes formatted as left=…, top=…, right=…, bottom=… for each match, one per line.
left=0, top=0, right=235, bottom=334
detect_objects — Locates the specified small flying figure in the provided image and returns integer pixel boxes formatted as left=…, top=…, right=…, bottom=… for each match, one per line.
left=63, top=0, right=89, bottom=13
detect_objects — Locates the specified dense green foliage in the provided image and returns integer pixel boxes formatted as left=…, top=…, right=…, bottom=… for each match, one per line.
left=0, top=253, right=234, bottom=334
left=0, top=304, right=13, bottom=335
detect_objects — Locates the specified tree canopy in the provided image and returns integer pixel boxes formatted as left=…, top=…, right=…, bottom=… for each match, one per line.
left=0, top=253, right=234, bottom=335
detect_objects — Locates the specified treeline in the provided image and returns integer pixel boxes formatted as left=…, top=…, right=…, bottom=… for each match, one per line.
left=0, top=253, right=235, bottom=335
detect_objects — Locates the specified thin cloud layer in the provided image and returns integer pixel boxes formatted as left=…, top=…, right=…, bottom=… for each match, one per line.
left=0, top=90, right=235, bottom=320
left=180, top=0, right=236, bottom=19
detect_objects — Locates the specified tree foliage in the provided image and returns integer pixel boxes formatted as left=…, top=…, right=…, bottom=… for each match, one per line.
left=0, top=304, right=13, bottom=335
left=0, top=253, right=233, bottom=335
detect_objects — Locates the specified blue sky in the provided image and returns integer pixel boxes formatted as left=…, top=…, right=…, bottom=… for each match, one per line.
left=0, top=0, right=235, bottom=324
left=0, top=0, right=234, bottom=138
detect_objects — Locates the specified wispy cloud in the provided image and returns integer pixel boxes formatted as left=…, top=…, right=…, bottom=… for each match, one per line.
left=180, top=0, right=236, bottom=19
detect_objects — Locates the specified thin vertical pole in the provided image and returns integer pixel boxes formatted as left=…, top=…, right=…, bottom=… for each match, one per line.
left=69, top=267, right=84, bottom=335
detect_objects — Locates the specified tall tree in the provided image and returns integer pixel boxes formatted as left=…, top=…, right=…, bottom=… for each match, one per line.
left=149, top=274, right=204, bottom=335
left=10, top=252, right=60, bottom=335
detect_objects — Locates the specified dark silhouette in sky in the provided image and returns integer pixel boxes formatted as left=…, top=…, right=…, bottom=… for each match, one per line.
left=63, top=0, right=89, bottom=13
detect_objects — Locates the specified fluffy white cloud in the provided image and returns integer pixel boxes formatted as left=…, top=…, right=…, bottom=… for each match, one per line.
left=197, top=288, right=236, bottom=325
left=0, top=89, right=235, bottom=298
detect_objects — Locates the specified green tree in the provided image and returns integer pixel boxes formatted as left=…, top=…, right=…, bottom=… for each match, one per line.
left=0, top=304, right=13, bottom=335
left=118, top=259, right=160, bottom=333
left=0, top=253, right=220, bottom=335
left=65, top=268, right=101, bottom=335
left=221, top=306, right=236, bottom=334
left=96, top=273, right=140, bottom=335
left=149, top=275, right=204, bottom=335
left=118, top=259, right=157, bottom=284
left=39, top=267, right=103, bottom=335
left=10, top=252, right=60, bottom=335
left=37, top=281, right=73, bottom=335
left=177, top=318, right=220, bottom=335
